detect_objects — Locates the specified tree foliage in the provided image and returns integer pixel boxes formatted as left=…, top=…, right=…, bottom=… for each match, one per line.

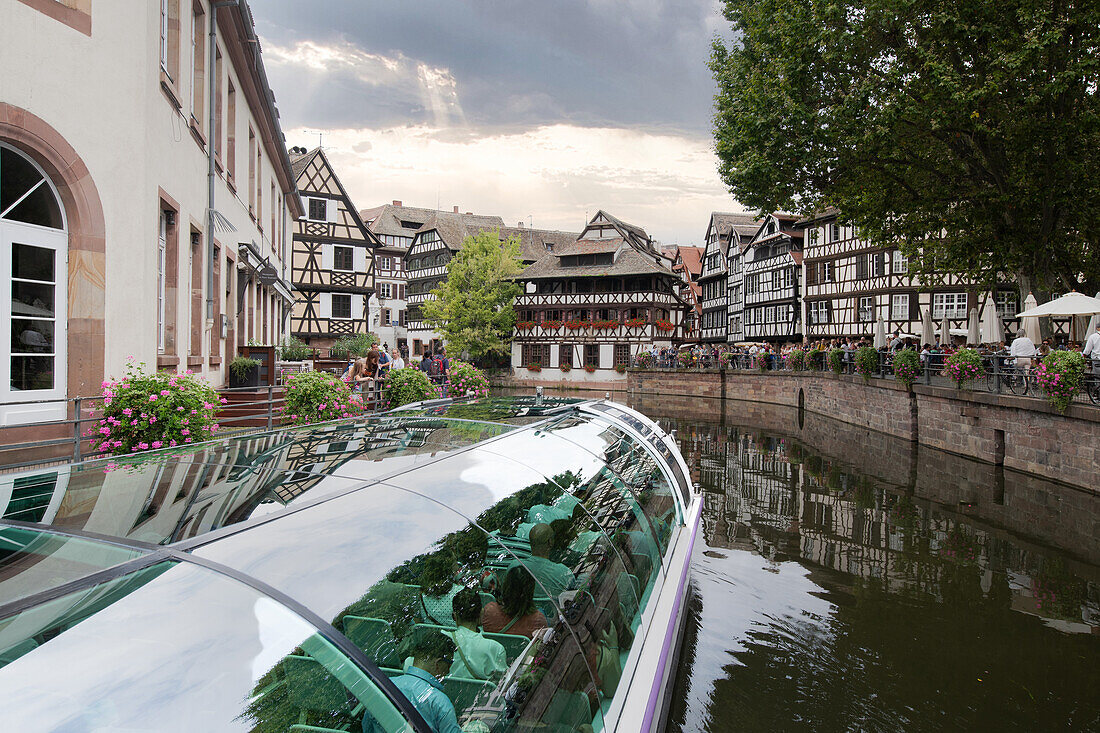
left=711, top=0, right=1100, bottom=294
left=422, top=230, right=525, bottom=360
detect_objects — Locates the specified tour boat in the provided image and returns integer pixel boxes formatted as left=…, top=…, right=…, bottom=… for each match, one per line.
left=0, top=396, right=700, bottom=732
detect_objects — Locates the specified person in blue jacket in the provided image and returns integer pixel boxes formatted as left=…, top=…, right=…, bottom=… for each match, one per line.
left=363, top=634, right=461, bottom=733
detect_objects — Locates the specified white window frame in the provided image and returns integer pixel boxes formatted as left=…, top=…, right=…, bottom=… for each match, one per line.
left=892, top=251, right=908, bottom=274
left=160, top=0, right=169, bottom=73
left=331, top=293, right=352, bottom=320
left=858, top=296, right=875, bottom=322
left=332, top=245, right=354, bottom=272
left=891, top=293, right=910, bottom=321
left=810, top=300, right=829, bottom=325
left=378, top=282, right=392, bottom=299
left=158, top=212, right=167, bottom=351
left=0, top=145, right=69, bottom=422
left=933, top=292, right=967, bottom=320
left=995, top=291, right=1018, bottom=318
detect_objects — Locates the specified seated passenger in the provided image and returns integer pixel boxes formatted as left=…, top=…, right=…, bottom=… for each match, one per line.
left=508, top=524, right=575, bottom=599
left=364, top=634, right=461, bottom=733
left=418, top=555, right=463, bottom=627
left=444, top=588, right=507, bottom=680
left=481, top=567, right=548, bottom=638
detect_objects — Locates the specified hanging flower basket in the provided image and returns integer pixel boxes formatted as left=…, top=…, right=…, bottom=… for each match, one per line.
left=1034, top=351, right=1085, bottom=412
left=515, top=321, right=536, bottom=331
left=540, top=320, right=563, bottom=331
left=944, top=348, right=984, bottom=388
left=654, top=319, right=675, bottom=332
left=624, top=317, right=648, bottom=328
left=635, top=353, right=655, bottom=369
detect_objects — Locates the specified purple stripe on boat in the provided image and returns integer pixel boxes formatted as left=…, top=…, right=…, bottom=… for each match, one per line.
left=640, top=504, right=701, bottom=732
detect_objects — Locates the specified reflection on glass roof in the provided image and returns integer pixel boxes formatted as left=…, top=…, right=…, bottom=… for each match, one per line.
left=0, top=398, right=694, bottom=732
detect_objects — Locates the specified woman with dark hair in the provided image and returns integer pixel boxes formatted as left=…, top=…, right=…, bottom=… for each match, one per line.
left=480, top=567, right=547, bottom=638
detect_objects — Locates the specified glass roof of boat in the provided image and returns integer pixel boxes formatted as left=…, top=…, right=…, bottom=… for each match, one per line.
left=0, top=397, right=692, bottom=732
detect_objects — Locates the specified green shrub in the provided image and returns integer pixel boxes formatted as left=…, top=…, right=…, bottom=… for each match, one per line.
left=382, top=367, right=439, bottom=408
left=806, top=348, right=824, bottom=370
left=448, top=360, right=490, bottom=398
left=282, top=370, right=359, bottom=425
left=892, top=348, right=921, bottom=388
left=787, top=348, right=806, bottom=371
left=854, top=346, right=881, bottom=380
left=1034, top=350, right=1085, bottom=412
left=276, top=335, right=313, bottom=361
left=330, top=332, right=379, bottom=359
left=828, top=348, right=845, bottom=374
left=229, top=355, right=259, bottom=380
left=90, top=360, right=223, bottom=456
left=944, top=348, right=985, bottom=388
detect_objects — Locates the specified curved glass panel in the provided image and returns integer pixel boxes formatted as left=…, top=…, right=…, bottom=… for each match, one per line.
left=0, top=525, right=146, bottom=606
left=543, top=414, right=680, bottom=552
left=0, top=561, right=410, bottom=732
left=583, top=402, right=691, bottom=504
left=10, top=415, right=511, bottom=547
left=192, top=467, right=618, bottom=730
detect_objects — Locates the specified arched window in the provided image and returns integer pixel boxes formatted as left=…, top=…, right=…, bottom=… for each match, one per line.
left=436, top=253, right=446, bottom=267
left=0, top=143, right=68, bottom=413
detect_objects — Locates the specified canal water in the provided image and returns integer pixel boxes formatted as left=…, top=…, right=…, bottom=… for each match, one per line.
left=628, top=395, right=1100, bottom=732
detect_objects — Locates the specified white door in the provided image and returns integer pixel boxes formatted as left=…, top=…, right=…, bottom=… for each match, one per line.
left=0, top=143, right=68, bottom=425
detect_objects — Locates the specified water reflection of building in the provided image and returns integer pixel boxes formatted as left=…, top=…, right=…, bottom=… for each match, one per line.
left=661, top=413, right=1100, bottom=634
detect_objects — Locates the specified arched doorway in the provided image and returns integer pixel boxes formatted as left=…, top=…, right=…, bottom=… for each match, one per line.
left=0, top=143, right=68, bottom=422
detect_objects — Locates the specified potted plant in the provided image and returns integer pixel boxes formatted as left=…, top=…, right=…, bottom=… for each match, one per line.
left=380, top=367, right=437, bottom=409
left=515, top=320, right=536, bottom=331
left=787, top=348, right=806, bottom=371
left=806, top=347, right=825, bottom=370
left=1034, top=350, right=1086, bottom=412
left=615, top=363, right=628, bottom=373
left=447, top=360, right=490, bottom=399
left=526, top=363, right=543, bottom=372
left=282, top=370, right=361, bottom=425
left=559, top=362, right=572, bottom=372
left=828, top=347, right=845, bottom=374
left=677, top=351, right=694, bottom=368
left=89, top=359, right=223, bottom=457
left=654, top=319, right=675, bottom=332
left=719, top=352, right=735, bottom=369
left=854, top=346, right=880, bottom=381
left=944, top=348, right=985, bottom=388
left=624, top=317, right=648, bottom=329
left=892, top=348, right=921, bottom=389
left=276, top=336, right=313, bottom=362
left=584, top=365, right=596, bottom=373
left=229, top=355, right=261, bottom=388
left=635, top=353, right=655, bottom=369
left=541, top=319, right=562, bottom=331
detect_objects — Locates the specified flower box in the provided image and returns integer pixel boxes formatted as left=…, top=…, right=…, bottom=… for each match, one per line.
left=654, top=319, right=675, bottom=332
left=624, top=317, right=648, bottom=329
left=515, top=321, right=536, bottom=331
left=564, top=320, right=589, bottom=330
left=559, top=363, right=571, bottom=372
left=526, top=363, right=542, bottom=372
left=592, top=319, right=621, bottom=330
left=540, top=320, right=563, bottom=330
left=584, top=365, right=596, bottom=373
left=615, top=363, right=628, bottom=373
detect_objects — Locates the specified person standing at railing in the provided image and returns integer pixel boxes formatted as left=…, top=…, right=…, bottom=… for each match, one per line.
left=390, top=348, right=405, bottom=370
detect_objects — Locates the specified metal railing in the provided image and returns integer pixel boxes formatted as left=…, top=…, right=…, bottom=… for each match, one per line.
left=633, top=351, right=1100, bottom=408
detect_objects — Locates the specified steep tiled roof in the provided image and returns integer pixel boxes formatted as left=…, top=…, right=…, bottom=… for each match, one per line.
left=498, top=226, right=579, bottom=263
left=364, top=203, right=440, bottom=237
left=418, top=211, right=507, bottom=250
left=794, top=206, right=841, bottom=226
left=677, top=246, right=704, bottom=276
left=289, top=147, right=321, bottom=179
left=518, top=246, right=674, bottom=280
left=551, top=238, right=624, bottom=256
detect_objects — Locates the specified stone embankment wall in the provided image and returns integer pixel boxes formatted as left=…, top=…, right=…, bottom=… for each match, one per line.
left=628, top=369, right=1099, bottom=491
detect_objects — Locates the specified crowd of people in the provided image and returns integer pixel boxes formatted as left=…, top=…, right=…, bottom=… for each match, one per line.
left=341, top=340, right=453, bottom=403
left=635, top=320, right=1100, bottom=377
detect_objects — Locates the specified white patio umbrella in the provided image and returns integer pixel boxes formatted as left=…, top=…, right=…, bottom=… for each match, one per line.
left=967, top=308, right=981, bottom=345
left=873, top=315, right=887, bottom=349
left=1015, top=291, right=1100, bottom=318
left=921, top=307, right=935, bottom=346
left=1021, top=293, right=1041, bottom=343
left=1088, top=292, right=1100, bottom=335
left=981, top=294, right=1004, bottom=344
left=939, top=315, right=951, bottom=344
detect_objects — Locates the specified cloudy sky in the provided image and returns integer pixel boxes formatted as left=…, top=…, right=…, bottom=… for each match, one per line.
left=250, top=0, right=745, bottom=245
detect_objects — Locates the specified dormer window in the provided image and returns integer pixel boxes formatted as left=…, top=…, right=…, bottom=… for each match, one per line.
left=545, top=242, right=554, bottom=252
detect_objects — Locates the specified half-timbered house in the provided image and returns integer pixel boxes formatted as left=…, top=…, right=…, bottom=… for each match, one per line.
left=669, top=246, right=704, bottom=339
left=288, top=147, right=377, bottom=346
left=798, top=208, right=1019, bottom=341
left=405, top=210, right=506, bottom=354
left=360, top=201, right=437, bottom=355
left=698, top=213, right=759, bottom=343
left=723, top=216, right=762, bottom=344
left=737, top=213, right=804, bottom=343
left=510, top=211, right=689, bottom=381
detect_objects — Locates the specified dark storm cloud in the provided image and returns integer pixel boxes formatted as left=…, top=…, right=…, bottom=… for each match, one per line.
left=250, top=0, right=726, bottom=134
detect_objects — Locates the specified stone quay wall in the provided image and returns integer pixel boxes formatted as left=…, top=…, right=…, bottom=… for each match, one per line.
left=627, top=369, right=1100, bottom=492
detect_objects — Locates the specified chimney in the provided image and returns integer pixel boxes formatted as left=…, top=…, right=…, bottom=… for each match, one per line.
left=453, top=206, right=459, bottom=213
left=392, top=200, right=402, bottom=206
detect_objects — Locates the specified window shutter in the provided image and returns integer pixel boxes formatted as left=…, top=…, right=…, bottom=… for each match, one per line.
left=909, top=292, right=919, bottom=322
left=326, top=199, right=336, bottom=223
left=856, top=255, right=867, bottom=280
left=826, top=300, right=833, bottom=324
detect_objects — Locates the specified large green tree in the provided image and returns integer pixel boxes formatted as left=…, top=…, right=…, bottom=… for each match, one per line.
left=422, top=230, right=525, bottom=360
left=711, top=0, right=1100, bottom=295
